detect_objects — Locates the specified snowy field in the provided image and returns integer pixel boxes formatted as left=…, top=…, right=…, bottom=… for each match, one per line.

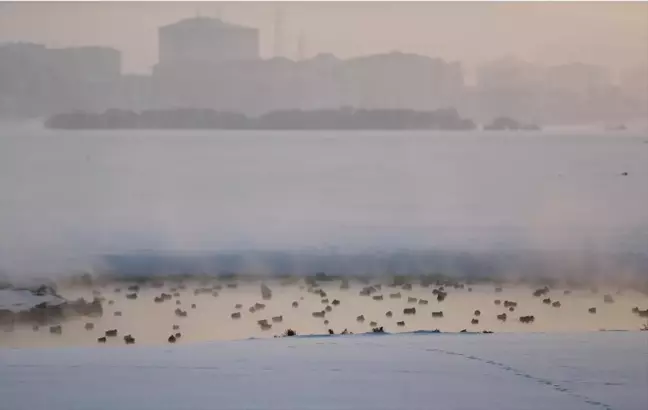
left=1, top=331, right=645, bottom=410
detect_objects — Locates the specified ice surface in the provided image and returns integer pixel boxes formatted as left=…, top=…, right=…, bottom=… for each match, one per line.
left=1, top=332, right=645, bottom=410
left=0, top=288, right=66, bottom=313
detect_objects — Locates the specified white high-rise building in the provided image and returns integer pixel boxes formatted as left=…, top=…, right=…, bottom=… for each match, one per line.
left=158, top=17, right=259, bottom=65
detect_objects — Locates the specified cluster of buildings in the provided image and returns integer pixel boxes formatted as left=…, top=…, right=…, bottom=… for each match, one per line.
left=0, top=43, right=120, bottom=117
left=467, top=56, right=647, bottom=125
left=0, top=16, right=646, bottom=124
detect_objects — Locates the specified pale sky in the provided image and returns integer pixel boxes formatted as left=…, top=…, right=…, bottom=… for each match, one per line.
left=0, top=1, right=647, bottom=76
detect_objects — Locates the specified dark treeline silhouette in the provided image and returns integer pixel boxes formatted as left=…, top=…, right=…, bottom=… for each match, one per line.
left=44, top=107, right=477, bottom=130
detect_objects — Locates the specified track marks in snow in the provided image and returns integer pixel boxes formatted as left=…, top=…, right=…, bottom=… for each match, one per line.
left=426, top=348, right=614, bottom=410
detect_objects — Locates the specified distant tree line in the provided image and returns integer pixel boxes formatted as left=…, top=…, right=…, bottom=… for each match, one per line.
left=44, top=107, right=479, bottom=130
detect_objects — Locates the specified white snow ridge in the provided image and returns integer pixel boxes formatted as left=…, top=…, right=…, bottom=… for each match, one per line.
left=1, top=331, right=645, bottom=410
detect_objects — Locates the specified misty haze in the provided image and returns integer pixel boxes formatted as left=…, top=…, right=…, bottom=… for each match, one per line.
left=1, top=3, right=648, bottom=410
left=0, top=1, right=646, bottom=124
left=0, top=1, right=646, bottom=273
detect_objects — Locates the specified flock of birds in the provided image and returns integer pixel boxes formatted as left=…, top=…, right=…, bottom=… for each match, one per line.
left=37, top=277, right=648, bottom=345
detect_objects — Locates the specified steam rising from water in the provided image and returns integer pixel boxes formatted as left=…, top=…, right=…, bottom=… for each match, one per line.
left=1, top=126, right=647, bottom=283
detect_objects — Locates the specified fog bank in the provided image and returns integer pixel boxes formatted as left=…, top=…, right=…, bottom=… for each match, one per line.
left=1, top=127, right=646, bottom=282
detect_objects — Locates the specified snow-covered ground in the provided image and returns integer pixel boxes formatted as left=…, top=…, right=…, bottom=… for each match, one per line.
left=1, top=331, right=645, bottom=410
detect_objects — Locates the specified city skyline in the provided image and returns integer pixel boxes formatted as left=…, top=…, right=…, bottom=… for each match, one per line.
left=0, top=1, right=646, bottom=81
left=1, top=5, right=646, bottom=125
